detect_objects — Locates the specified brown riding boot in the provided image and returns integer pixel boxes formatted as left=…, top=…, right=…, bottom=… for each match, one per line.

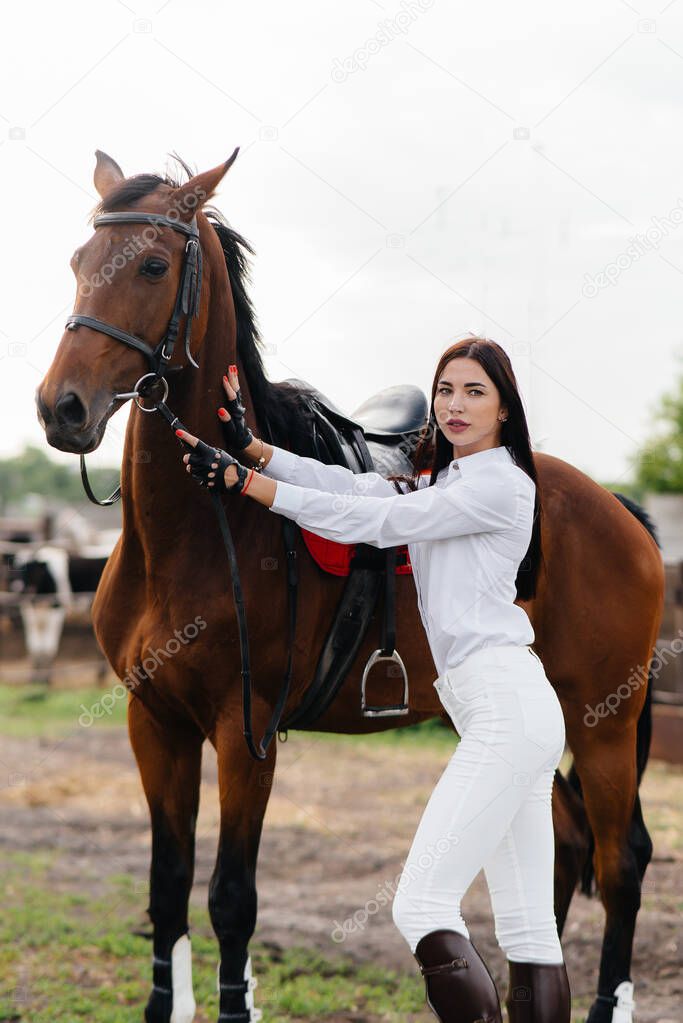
left=505, top=959, right=571, bottom=1022
left=413, top=929, right=503, bottom=1023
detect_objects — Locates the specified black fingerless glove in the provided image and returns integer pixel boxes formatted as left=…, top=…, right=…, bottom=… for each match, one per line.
left=187, top=439, right=249, bottom=494
left=219, top=385, right=254, bottom=451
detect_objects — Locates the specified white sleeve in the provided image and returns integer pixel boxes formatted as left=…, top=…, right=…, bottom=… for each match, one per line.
left=261, top=444, right=399, bottom=498
left=268, top=469, right=531, bottom=548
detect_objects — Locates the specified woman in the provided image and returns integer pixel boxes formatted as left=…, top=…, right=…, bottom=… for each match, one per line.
left=176, top=337, right=571, bottom=1023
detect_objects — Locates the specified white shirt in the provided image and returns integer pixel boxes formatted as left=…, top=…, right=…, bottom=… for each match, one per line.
left=264, top=444, right=535, bottom=677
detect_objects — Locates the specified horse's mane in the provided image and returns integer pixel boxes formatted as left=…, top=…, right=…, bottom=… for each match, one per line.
left=91, top=157, right=318, bottom=451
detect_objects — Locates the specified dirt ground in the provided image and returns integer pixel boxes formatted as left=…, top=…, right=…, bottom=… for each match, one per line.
left=0, top=722, right=681, bottom=1022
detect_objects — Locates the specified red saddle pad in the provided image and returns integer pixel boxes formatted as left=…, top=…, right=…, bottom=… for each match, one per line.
left=298, top=470, right=432, bottom=576
left=299, top=531, right=413, bottom=576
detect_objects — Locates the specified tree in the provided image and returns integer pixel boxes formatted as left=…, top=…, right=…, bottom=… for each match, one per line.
left=632, top=356, right=683, bottom=494
left=0, top=446, right=120, bottom=512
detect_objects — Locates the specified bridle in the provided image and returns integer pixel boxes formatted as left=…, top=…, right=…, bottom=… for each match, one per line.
left=65, top=210, right=204, bottom=504
left=66, top=211, right=203, bottom=375
left=63, top=208, right=297, bottom=761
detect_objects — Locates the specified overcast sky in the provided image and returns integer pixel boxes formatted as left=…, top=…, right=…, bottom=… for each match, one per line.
left=2, top=0, right=683, bottom=483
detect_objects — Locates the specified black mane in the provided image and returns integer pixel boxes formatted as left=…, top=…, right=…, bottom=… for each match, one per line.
left=92, top=159, right=320, bottom=451
left=93, top=173, right=169, bottom=217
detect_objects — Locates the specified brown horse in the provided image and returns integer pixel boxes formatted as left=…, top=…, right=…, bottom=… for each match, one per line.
left=36, top=151, right=663, bottom=1023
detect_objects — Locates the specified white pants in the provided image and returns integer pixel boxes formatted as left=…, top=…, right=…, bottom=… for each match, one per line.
left=391, top=643, right=566, bottom=964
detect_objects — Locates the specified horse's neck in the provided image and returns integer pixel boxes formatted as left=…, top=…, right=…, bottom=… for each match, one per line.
left=120, top=256, right=256, bottom=554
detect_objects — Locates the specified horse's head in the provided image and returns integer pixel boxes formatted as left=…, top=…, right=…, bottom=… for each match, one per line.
left=37, top=149, right=238, bottom=453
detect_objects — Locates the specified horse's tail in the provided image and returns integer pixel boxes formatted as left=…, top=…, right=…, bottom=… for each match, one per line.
left=568, top=491, right=661, bottom=897
left=611, top=492, right=660, bottom=785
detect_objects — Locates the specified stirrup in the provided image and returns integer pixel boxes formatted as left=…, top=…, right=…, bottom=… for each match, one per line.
left=361, top=648, right=410, bottom=717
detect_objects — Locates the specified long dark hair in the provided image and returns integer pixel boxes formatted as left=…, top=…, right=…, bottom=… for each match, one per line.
left=389, top=337, right=543, bottom=601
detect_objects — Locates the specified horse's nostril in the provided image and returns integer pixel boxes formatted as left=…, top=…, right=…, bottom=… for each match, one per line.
left=55, top=391, right=87, bottom=429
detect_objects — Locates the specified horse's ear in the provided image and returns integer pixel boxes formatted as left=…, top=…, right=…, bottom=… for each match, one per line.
left=169, top=148, right=239, bottom=220
left=94, top=150, right=125, bottom=199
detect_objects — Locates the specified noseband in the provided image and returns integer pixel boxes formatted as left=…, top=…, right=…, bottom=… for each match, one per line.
left=65, top=210, right=203, bottom=377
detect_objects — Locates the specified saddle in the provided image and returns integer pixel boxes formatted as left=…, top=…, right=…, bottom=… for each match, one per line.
left=275, top=379, right=428, bottom=730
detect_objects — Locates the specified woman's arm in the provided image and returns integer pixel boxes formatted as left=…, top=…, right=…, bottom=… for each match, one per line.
left=176, top=429, right=531, bottom=548
left=256, top=442, right=399, bottom=498
left=237, top=464, right=530, bottom=548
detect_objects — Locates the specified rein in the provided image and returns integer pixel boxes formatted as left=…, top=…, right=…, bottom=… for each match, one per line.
left=66, top=209, right=297, bottom=760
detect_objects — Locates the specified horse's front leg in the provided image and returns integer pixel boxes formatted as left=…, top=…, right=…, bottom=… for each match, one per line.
left=209, top=708, right=277, bottom=1023
left=128, top=695, right=204, bottom=1023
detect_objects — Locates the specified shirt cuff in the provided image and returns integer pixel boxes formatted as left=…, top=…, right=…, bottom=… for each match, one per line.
left=269, top=479, right=306, bottom=517
left=261, top=444, right=299, bottom=480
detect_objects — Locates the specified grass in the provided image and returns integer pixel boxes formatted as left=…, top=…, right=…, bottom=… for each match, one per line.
left=0, top=682, right=456, bottom=746
left=0, top=683, right=128, bottom=737
left=0, top=851, right=425, bottom=1022
left=0, top=685, right=618, bottom=1021
left=0, top=684, right=455, bottom=1019
left=300, top=715, right=458, bottom=749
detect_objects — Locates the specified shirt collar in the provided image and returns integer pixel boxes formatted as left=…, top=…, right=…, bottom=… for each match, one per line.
left=446, top=445, right=514, bottom=478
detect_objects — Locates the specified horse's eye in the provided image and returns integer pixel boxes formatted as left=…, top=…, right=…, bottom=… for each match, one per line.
left=140, top=258, right=169, bottom=278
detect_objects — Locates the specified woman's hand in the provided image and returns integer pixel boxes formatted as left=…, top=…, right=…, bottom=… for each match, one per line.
left=176, top=428, right=249, bottom=493
left=218, top=365, right=254, bottom=452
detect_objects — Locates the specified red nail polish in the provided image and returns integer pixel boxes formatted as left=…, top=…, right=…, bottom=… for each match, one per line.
left=218, top=407, right=226, bottom=416
left=175, top=429, right=183, bottom=436
left=223, top=375, right=228, bottom=383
